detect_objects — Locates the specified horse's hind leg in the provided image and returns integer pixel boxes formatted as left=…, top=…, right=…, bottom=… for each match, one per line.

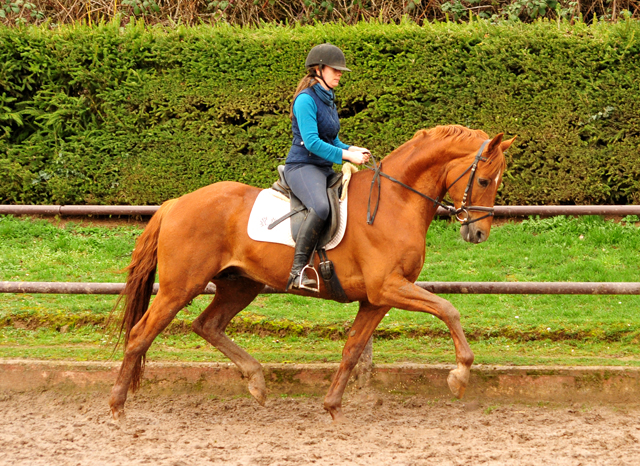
left=191, top=278, right=267, bottom=405
left=110, top=289, right=195, bottom=419
left=324, top=301, right=389, bottom=422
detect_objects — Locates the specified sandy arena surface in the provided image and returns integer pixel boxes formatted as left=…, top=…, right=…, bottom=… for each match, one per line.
left=1, top=390, right=639, bottom=466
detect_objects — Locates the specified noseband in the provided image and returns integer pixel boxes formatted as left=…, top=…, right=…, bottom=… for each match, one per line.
left=366, top=139, right=494, bottom=226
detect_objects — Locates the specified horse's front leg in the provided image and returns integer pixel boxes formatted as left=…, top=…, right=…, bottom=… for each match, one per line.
left=369, top=275, right=474, bottom=399
left=324, top=301, right=389, bottom=422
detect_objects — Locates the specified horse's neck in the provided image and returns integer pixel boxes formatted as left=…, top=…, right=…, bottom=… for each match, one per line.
left=381, top=139, right=458, bottom=201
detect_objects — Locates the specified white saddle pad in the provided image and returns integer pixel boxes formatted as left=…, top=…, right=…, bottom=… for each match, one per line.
left=247, top=188, right=349, bottom=250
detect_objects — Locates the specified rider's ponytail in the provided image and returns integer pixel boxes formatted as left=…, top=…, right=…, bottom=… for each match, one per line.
left=290, top=70, right=318, bottom=119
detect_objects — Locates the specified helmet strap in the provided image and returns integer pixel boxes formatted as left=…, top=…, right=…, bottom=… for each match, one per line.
left=312, top=65, right=334, bottom=91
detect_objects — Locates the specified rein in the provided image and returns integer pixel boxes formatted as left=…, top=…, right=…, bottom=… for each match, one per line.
left=366, top=139, right=494, bottom=226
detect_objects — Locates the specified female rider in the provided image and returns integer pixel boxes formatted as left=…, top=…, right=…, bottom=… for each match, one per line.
left=285, top=43, right=370, bottom=291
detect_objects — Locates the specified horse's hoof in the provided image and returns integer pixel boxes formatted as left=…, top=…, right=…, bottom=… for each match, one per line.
left=331, top=412, right=349, bottom=424
left=110, top=406, right=125, bottom=423
left=248, top=374, right=267, bottom=406
left=324, top=402, right=347, bottom=423
left=447, top=368, right=469, bottom=399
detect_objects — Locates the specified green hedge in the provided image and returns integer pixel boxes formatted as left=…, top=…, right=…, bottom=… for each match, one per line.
left=1, top=20, right=640, bottom=205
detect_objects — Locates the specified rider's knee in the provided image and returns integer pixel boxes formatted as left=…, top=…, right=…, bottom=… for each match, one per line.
left=314, top=202, right=330, bottom=221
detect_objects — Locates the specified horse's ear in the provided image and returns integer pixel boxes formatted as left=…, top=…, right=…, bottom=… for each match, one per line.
left=500, top=136, right=517, bottom=152
left=486, top=133, right=504, bottom=156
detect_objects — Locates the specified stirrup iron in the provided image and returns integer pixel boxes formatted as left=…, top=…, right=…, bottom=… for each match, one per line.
left=297, top=264, right=320, bottom=293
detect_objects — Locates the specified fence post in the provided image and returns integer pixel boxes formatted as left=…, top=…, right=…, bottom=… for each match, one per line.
left=354, top=336, right=374, bottom=388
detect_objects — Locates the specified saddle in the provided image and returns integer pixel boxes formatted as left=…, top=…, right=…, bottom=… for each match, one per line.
left=270, top=165, right=343, bottom=247
left=269, top=165, right=349, bottom=302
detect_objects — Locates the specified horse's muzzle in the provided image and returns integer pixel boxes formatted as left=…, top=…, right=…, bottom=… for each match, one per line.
left=460, top=223, right=488, bottom=244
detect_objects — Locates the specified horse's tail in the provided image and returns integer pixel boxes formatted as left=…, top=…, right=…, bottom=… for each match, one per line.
left=112, top=198, right=178, bottom=392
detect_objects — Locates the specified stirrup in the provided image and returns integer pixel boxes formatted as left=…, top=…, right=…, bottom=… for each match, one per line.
left=297, top=264, right=320, bottom=293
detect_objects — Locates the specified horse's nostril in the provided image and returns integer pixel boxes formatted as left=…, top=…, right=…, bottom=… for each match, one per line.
left=476, top=230, right=485, bottom=242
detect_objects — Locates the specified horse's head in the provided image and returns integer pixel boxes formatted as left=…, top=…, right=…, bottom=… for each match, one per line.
left=445, top=133, right=515, bottom=244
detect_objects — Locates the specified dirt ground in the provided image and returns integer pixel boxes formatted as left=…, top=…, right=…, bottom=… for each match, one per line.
left=0, top=390, right=639, bottom=466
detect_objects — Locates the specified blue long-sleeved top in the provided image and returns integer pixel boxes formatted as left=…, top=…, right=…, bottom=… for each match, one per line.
left=291, top=91, right=350, bottom=165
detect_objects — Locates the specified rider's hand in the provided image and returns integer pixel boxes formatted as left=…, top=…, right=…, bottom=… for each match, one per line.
left=343, top=147, right=371, bottom=165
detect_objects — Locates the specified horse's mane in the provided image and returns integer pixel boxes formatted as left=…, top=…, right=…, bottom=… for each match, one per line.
left=406, top=125, right=504, bottom=177
left=416, top=124, right=489, bottom=143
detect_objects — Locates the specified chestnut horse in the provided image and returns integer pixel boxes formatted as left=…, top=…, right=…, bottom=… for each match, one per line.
left=110, top=125, right=514, bottom=422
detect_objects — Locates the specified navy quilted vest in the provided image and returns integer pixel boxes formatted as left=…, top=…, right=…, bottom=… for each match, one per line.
left=286, top=86, right=340, bottom=167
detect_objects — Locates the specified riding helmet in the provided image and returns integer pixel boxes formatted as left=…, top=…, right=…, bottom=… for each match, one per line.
left=305, top=44, right=351, bottom=72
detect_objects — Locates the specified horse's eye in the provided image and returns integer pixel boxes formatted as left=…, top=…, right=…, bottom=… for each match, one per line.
left=478, top=178, right=490, bottom=188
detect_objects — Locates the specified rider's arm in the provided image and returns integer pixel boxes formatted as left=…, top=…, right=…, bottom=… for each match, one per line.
left=293, top=94, right=344, bottom=165
left=333, top=135, right=350, bottom=151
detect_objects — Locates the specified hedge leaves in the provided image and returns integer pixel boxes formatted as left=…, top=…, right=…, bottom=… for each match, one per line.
left=1, top=20, right=639, bottom=205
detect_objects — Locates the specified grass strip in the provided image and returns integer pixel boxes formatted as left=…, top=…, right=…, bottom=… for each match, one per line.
left=1, top=327, right=638, bottom=367
left=0, top=214, right=639, bottom=366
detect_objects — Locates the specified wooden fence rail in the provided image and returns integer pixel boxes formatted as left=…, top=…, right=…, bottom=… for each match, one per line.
left=1, top=281, right=639, bottom=295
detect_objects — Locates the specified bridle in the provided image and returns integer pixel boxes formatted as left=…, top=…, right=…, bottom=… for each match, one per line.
left=366, top=139, right=495, bottom=226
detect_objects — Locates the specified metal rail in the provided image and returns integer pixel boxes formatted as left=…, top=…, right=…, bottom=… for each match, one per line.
left=2, top=205, right=638, bottom=297
left=0, top=205, right=159, bottom=216
left=1, top=281, right=639, bottom=295
left=1, top=205, right=640, bottom=218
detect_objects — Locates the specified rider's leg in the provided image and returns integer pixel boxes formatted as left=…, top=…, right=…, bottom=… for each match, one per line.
left=283, top=164, right=332, bottom=290
left=287, top=208, right=325, bottom=290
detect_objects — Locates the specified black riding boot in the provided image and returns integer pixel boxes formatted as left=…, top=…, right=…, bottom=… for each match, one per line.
left=286, top=209, right=326, bottom=291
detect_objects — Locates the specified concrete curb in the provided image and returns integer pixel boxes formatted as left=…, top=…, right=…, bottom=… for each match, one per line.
left=1, top=359, right=639, bottom=404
